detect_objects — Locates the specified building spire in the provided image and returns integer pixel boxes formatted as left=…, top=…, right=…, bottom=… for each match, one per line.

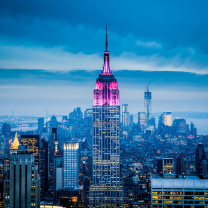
left=105, top=24, right=108, bottom=51
left=101, top=25, right=111, bottom=75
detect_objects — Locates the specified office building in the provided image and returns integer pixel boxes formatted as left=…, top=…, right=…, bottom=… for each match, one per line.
left=63, top=142, right=79, bottom=189
left=4, top=145, right=40, bottom=208
left=151, top=174, right=208, bottom=207
left=89, top=27, right=123, bottom=207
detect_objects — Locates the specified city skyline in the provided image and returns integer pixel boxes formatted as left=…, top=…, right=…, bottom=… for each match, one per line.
left=1, top=1, right=208, bottom=117
left=1, top=0, right=208, bottom=204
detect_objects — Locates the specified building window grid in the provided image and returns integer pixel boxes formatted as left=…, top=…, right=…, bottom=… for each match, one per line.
left=152, top=188, right=208, bottom=206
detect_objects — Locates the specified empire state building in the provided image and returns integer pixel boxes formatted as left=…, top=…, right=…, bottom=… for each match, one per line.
left=89, top=28, right=123, bottom=208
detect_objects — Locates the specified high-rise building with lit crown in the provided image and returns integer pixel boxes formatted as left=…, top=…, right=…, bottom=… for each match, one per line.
left=89, top=27, right=123, bottom=208
left=4, top=145, right=40, bottom=208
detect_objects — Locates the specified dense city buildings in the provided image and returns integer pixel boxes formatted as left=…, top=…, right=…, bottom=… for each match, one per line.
left=89, top=29, right=123, bottom=207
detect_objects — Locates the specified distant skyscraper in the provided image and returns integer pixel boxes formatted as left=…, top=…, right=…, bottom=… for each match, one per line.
left=69, top=107, right=84, bottom=138
left=38, top=117, right=44, bottom=135
left=144, top=85, right=152, bottom=128
left=122, top=104, right=130, bottom=127
left=173, top=118, right=187, bottom=135
left=4, top=145, right=40, bottom=208
left=1, top=123, right=11, bottom=139
left=63, top=142, right=79, bottom=189
left=89, top=27, right=123, bottom=207
left=50, top=115, right=58, bottom=129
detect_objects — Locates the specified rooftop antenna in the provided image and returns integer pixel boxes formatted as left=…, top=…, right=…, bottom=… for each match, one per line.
left=105, top=24, right=108, bottom=51
left=146, top=82, right=151, bottom=92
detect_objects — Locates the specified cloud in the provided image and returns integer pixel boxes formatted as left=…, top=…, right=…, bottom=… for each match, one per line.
left=1, top=44, right=208, bottom=75
left=136, top=40, right=162, bottom=49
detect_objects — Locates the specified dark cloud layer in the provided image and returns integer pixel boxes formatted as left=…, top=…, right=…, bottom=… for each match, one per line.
left=1, top=69, right=207, bottom=91
left=1, top=0, right=208, bottom=56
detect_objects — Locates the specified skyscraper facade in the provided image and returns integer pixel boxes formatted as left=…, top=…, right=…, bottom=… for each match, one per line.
left=89, top=28, right=123, bottom=207
left=63, top=142, right=79, bottom=189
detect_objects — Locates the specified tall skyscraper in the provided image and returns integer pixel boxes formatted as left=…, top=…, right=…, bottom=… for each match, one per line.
left=144, top=84, right=152, bottom=128
left=4, top=145, right=40, bottom=208
left=89, top=27, right=123, bottom=207
left=63, top=142, right=79, bottom=189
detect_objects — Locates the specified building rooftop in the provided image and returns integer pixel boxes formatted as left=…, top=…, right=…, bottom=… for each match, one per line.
left=151, top=174, right=208, bottom=189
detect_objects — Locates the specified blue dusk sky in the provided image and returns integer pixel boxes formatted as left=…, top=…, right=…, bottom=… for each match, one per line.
left=0, top=0, right=208, bottom=116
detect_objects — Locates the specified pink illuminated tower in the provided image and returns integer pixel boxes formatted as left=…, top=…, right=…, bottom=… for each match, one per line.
left=89, top=27, right=123, bottom=207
